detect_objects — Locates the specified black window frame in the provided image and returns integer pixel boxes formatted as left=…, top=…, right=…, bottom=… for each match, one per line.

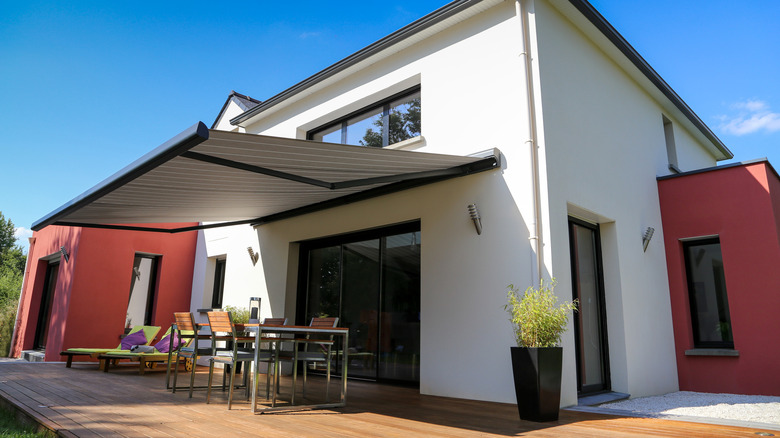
left=307, top=85, right=421, bottom=148
left=682, top=237, right=734, bottom=349
left=211, top=258, right=227, bottom=309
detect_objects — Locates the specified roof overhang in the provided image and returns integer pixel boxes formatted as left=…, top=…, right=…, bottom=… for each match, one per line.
left=32, top=122, right=500, bottom=233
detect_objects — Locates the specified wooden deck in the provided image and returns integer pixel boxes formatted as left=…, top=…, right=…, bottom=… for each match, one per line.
left=0, top=362, right=774, bottom=437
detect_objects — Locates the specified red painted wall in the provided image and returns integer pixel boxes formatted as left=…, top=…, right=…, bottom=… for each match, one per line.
left=11, top=224, right=197, bottom=362
left=659, top=161, right=780, bottom=395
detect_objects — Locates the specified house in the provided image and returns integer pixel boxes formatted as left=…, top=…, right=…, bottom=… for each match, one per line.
left=20, top=0, right=776, bottom=408
left=10, top=224, right=197, bottom=362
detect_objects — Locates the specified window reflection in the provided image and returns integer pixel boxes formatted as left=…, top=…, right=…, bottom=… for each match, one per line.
left=308, top=87, right=420, bottom=148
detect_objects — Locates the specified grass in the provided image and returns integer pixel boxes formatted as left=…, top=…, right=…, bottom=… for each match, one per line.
left=0, top=406, right=52, bottom=438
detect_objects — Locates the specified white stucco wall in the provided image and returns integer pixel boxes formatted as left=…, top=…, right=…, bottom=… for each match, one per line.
left=533, top=0, right=718, bottom=402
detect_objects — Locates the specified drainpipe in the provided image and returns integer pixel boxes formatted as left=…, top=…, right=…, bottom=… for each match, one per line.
left=516, top=0, right=544, bottom=286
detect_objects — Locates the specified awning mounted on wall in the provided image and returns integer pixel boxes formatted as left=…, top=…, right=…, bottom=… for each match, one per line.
left=32, top=122, right=500, bottom=233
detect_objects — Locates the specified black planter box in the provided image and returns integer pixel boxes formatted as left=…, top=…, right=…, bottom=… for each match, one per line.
left=510, top=346, right=562, bottom=422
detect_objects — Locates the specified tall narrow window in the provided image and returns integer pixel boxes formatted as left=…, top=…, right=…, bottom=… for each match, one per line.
left=663, top=115, right=680, bottom=173
left=683, top=238, right=734, bottom=348
left=308, top=87, right=420, bottom=148
left=126, top=255, right=158, bottom=326
left=211, top=258, right=227, bottom=308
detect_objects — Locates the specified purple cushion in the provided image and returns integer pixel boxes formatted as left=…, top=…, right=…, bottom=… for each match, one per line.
left=154, top=333, right=183, bottom=353
left=120, top=330, right=148, bottom=350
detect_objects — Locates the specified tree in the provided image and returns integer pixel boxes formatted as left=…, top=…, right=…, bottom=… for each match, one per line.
left=0, top=212, right=25, bottom=356
left=360, top=98, right=421, bottom=148
left=0, top=212, right=16, bottom=255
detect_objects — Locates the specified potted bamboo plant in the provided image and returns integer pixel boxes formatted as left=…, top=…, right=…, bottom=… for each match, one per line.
left=505, top=279, right=577, bottom=422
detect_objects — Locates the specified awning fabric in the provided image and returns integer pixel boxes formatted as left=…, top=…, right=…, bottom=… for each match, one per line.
left=33, top=122, right=500, bottom=233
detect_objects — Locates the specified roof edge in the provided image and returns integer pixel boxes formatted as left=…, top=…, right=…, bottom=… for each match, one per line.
left=567, top=0, right=733, bottom=160
left=229, top=0, right=484, bottom=127
left=656, top=158, right=776, bottom=181
left=32, top=122, right=210, bottom=231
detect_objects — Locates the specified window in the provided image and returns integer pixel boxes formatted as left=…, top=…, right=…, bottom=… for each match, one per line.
left=308, top=87, right=420, bottom=148
left=683, top=238, right=734, bottom=348
left=126, top=255, right=158, bottom=326
left=662, top=115, right=680, bottom=173
left=211, top=258, right=226, bottom=308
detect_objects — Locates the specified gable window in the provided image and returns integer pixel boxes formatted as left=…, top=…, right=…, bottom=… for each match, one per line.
left=683, top=238, right=734, bottom=348
left=662, top=115, right=680, bottom=173
left=308, top=87, right=420, bottom=148
left=211, top=258, right=227, bottom=308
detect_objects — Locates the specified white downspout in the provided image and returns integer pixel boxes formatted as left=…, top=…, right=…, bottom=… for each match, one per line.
left=516, top=0, right=544, bottom=286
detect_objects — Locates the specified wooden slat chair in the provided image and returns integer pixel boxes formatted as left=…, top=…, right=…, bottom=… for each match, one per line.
left=257, top=317, right=287, bottom=399
left=284, top=317, right=339, bottom=404
left=205, top=311, right=274, bottom=409
left=171, top=312, right=215, bottom=396
left=61, top=325, right=161, bottom=368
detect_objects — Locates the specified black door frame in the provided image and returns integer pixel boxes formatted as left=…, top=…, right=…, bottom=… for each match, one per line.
left=568, top=217, right=611, bottom=395
left=34, top=260, right=60, bottom=350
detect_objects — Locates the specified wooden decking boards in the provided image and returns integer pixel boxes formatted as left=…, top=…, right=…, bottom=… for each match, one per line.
left=0, top=362, right=775, bottom=437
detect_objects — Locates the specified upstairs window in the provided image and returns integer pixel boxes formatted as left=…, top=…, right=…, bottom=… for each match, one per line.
left=683, top=238, right=734, bottom=348
left=308, top=87, right=420, bottom=148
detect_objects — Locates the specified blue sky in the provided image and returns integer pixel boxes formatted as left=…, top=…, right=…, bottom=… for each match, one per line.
left=2, top=1, right=778, bottom=253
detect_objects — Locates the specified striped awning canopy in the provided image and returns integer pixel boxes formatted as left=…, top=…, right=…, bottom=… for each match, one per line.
left=33, top=122, right=500, bottom=233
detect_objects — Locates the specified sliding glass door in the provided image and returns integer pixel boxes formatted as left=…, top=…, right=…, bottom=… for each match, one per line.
left=299, top=223, right=420, bottom=383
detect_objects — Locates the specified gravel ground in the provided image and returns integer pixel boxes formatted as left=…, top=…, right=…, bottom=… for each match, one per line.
left=599, top=391, right=780, bottom=426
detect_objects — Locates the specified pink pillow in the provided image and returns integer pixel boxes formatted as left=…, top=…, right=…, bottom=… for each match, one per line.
left=120, top=330, right=148, bottom=350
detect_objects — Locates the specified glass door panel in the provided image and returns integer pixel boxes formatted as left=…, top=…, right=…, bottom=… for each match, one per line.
left=569, top=219, right=609, bottom=394
left=126, top=255, right=158, bottom=327
left=341, top=239, right=380, bottom=379
left=305, top=246, right=341, bottom=322
left=301, top=224, right=421, bottom=383
left=380, top=231, right=421, bottom=381
left=34, top=261, right=59, bottom=350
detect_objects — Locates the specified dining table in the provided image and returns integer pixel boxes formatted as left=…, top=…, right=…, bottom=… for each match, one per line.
left=240, top=323, right=350, bottom=414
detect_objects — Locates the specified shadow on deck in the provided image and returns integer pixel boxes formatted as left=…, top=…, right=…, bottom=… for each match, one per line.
left=0, top=362, right=774, bottom=437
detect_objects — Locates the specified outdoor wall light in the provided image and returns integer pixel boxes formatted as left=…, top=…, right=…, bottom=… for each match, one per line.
left=59, top=246, right=69, bottom=262
left=247, top=246, right=259, bottom=265
left=468, top=204, right=482, bottom=235
left=642, top=227, right=655, bottom=252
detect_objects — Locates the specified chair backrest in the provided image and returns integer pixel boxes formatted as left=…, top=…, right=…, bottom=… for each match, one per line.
left=174, top=312, right=197, bottom=331
left=310, top=317, right=338, bottom=328
left=207, top=311, right=235, bottom=334
left=263, top=317, right=287, bottom=326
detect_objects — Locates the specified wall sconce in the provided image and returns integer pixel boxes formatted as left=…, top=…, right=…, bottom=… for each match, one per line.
left=247, top=247, right=259, bottom=265
left=468, top=204, right=482, bottom=235
left=642, top=227, right=655, bottom=252
left=59, top=246, right=69, bottom=262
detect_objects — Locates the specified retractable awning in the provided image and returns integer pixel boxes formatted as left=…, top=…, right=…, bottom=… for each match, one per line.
left=32, top=122, right=500, bottom=233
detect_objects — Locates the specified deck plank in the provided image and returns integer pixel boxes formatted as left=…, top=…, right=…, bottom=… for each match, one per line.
left=0, top=362, right=775, bottom=437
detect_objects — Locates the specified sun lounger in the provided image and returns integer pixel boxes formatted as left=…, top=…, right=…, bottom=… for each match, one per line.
left=60, top=325, right=161, bottom=368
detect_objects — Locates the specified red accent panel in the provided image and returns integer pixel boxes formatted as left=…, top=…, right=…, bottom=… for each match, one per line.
left=659, top=162, right=780, bottom=395
left=11, top=224, right=197, bottom=362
